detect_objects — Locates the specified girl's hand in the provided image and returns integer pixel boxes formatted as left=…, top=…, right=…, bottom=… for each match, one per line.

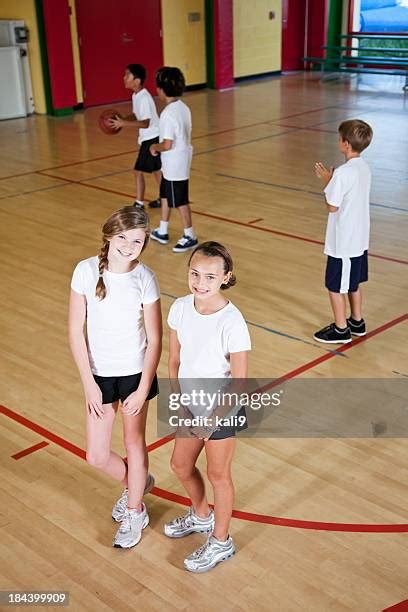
left=121, top=390, right=146, bottom=416
left=190, top=424, right=218, bottom=440
left=84, top=382, right=104, bottom=419
left=150, top=144, right=159, bottom=156
left=314, top=162, right=334, bottom=184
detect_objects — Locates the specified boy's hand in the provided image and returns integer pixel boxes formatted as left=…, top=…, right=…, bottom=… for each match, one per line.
left=314, top=162, right=334, bottom=185
left=150, top=144, right=159, bottom=156
left=109, top=115, right=124, bottom=130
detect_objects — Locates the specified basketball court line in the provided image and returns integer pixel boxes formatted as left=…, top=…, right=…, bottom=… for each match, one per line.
left=383, top=598, right=408, bottom=611
left=0, top=182, right=68, bottom=200
left=216, top=172, right=408, bottom=213
left=28, top=175, right=408, bottom=266
left=12, top=441, right=49, bottom=460
left=1, top=312, right=407, bottom=532
left=0, top=103, right=377, bottom=183
left=160, top=290, right=347, bottom=357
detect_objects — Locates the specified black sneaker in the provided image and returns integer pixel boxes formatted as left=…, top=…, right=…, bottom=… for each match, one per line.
left=150, top=229, right=169, bottom=244
left=148, top=198, right=161, bottom=209
left=172, top=235, right=198, bottom=253
left=133, top=201, right=145, bottom=209
left=313, top=323, right=352, bottom=344
left=347, top=317, right=366, bottom=337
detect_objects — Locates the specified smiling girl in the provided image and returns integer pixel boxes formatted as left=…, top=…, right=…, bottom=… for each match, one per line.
left=69, top=206, right=162, bottom=549
left=165, top=241, right=251, bottom=572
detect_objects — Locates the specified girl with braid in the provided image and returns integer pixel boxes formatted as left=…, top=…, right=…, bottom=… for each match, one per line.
left=69, top=206, right=162, bottom=549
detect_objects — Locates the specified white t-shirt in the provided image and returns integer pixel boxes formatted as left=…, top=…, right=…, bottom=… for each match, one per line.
left=167, top=294, right=251, bottom=379
left=71, top=256, right=160, bottom=376
left=159, top=100, right=193, bottom=180
left=324, top=157, right=371, bottom=258
left=132, top=89, right=160, bottom=144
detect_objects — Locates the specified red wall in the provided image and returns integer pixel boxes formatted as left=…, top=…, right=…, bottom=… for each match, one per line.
left=42, top=0, right=77, bottom=109
left=213, top=0, right=234, bottom=89
left=307, top=0, right=328, bottom=59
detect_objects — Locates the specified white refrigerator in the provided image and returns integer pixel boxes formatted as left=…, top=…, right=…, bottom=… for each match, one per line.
left=0, top=46, right=27, bottom=119
left=0, top=20, right=34, bottom=119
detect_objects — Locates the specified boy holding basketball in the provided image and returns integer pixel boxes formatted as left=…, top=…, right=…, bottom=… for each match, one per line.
left=149, top=66, right=198, bottom=253
left=110, top=64, right=161, bottom=209
left=314, top=119, right=373, bottom=344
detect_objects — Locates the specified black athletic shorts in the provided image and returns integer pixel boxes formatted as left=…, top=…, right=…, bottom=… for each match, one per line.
left=93, top=372, right=159, bottom=405
left=160, top=176, right=189, bottom=207
left=208, top=407, right=248, bottom=440
left=134, top=136, right=162, bottom=173
left=325, top=250, right=368, bottom=293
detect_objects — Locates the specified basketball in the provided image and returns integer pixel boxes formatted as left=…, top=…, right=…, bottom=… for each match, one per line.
left=98, top=108, right=122, bottom=135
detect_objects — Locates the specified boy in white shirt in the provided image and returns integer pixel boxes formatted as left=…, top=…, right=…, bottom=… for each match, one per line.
left=110, top=64, right=162, bottom=209
left=314, top=119, right=373, bottom=344
left=149, top=66, right=198, bottom=253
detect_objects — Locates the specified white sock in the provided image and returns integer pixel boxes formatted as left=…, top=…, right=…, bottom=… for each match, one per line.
left=135, top=199, right=144, bottom=205
left=159, top=221, right=169, bottom=234
left=184, top=227, right=195, bottom=239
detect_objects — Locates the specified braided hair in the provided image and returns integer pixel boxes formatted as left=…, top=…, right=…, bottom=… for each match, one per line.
left=95, top=206, right=149, bottom=300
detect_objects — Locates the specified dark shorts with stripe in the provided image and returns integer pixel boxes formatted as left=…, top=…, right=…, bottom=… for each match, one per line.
left=134, top=136, right=162, bottom=173
left=325, top=250, right=368, bottom=293
left=208, top=406, right=248, bottom=440
left=94, top=372, right=159, bottom=405
left=160, top=177, right=189, bottom=207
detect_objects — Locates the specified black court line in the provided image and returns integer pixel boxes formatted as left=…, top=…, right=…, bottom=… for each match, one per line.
left=216, top=173, right=408, bottom=213
left=160, top=291, right=347, bottom=357
left=194, top=128, right=299, bottom=156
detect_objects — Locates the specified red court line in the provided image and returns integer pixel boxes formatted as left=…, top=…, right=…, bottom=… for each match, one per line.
left=0, top=105, right=344, bottom=182
left=383, top=599, right=408, bottom=611
left=248, top=218, right=263, bottom=224
left=0, top=405, right=86, bottom=460
left=192, top=210, right=408, bottom=265
left=35, top=176, right=408, bottom=266
left=12, top=441, right=49, bottom=460
left=1, top=312, right=407, bottom=532
left=151, top=487, right=408, bottom=533
left=147, top=434, right=174, bottom=452
left=259, top=312, right=408, bottom=389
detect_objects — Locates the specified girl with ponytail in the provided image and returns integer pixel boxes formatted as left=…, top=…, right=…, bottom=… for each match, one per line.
left=69, top=206, right=162, bottom=550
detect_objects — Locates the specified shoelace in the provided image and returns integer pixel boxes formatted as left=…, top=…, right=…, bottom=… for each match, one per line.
left=176, top=236, right=189, bottom=246
left=120, top=508, right=144, bottom=533
left=119, top=513, right=132, bottom=533
left=192, top=538, right=212, bottom=559
left=116, top=490, right=128, bottom=510
left=173, top=509, right=194, bottom=529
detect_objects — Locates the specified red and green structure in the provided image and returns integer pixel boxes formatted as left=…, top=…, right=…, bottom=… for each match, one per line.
left=205, top=0, right=234, bottom=90
left=33, top=0, right=340, bottom=115
left=35, top=0, right=76, bottom=116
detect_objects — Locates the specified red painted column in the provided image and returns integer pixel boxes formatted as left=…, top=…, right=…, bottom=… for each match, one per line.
left=213, top=0, right=234, bottom=89
left=307, top=0, right=329, bottom=59
left=42, top=0, right=77, bottom=110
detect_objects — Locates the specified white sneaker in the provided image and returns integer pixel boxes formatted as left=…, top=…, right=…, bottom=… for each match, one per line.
left=164, top=507, right=214, bottom=538
left=113, top=503, right=149, bottom=548
left=184, top=534, right=235, bottom=573
left=112, top=473, right=155, bottom=522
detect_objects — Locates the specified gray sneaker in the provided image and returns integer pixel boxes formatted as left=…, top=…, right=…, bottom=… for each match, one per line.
left=164, top=507, right=214, bottom=538
left=113, top=503, right=149, bottom=548
left=184, top=534, right=235, bottom=573
left=112, top=473, right=155, bottom=522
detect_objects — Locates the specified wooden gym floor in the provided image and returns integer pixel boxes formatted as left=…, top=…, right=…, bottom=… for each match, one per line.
left=1, top=72, right=407, bottom=611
